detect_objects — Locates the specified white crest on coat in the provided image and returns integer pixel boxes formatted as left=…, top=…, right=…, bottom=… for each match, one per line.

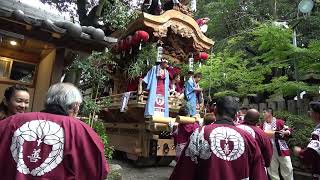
left=237, top=124, right=256, bottom=138
left=11, top=120, right=64, bottom=176
left=210, top=127, right=245, bottom=161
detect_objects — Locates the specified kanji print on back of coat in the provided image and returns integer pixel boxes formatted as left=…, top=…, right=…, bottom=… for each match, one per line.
left=209, top=127, right=245, bottom=161
left=10, top=120, right=64, bottom=176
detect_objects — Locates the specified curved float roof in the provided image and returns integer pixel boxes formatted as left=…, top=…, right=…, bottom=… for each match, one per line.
left=115, top=10, right=214, bottom=52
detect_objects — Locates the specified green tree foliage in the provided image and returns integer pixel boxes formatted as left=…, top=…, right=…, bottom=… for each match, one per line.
left=274, top=111, right=315, bottom=148
left=195, top=0, right=311, bottom=41
left=68, top=51, right=115, bottom=158
left=198, top=23, right=320, bottom=97
left=101, top=0, right=140, bottom=30
left=40, top=0, right=137, bottom=33
left=126, top=44, right=157, bottom=79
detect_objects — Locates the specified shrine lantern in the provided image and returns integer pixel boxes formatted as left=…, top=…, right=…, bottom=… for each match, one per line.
left=118, top=40, right=125, bottom=51
left=126, top=35, right=133, bottom=54
left=195, top=52, right=209, bottom=67
left=123, top=39, right=130, bottom=51
left=136, top=30, right=149, bottom=42
left=132, top=33, right=140, bottom=46
left=199, top=52, right=209, bottom=60
left=135, top=30, right=149, bottom=50
left=126, top=35, right=133, bottom=46
left=195, top=52, right=209, bottom=61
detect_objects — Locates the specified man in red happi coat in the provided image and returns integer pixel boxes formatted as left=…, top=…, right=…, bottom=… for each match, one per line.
left=294, top=101, right=320, bottom=180
left=172, top=105, right=199, bottom=159
left=237, top=109, right=273, bottom=168
left=261, top=108, right=293, bottom=180
left=170, top=96, right=267, bottom=180
left=0, top=83, right=109, bottom=180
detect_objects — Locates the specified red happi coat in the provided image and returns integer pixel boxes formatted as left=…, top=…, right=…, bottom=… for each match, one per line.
left=0, top=112, right=109, bottom=180
left=237, top=122, right=273, bottom=167
left=261, top=118, right=292, bottom=156
left=298, top=124, right=320, bottom=179
left=170, top=121, right=267, bottom=180
left=173, top=122, right=200, bottom=146
left=172, top=122, right=199, bottom=159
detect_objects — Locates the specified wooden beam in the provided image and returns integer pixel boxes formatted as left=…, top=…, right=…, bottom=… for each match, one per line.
left=0, top=47, right=40, bottom=63
left=25, top=25, right=32, bottom=31
left=51, top=32, right=61, bottom=39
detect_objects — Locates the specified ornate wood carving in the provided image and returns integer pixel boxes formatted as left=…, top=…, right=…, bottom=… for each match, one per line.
left=118, top=10, right=214, bottom=62
left=173, top=3, right=193, bottom=16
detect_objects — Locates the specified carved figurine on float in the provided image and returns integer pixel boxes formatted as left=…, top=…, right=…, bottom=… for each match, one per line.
left=143, top=58, right=170, bottom=117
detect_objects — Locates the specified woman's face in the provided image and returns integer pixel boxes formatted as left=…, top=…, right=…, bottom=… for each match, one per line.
left=6, top=90, right=30, bottom=115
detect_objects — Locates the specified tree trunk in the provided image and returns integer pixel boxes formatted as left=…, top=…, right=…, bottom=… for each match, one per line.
left=96, top=0, right=107, bottom=17
left=77, top=0, right=88, bottom=24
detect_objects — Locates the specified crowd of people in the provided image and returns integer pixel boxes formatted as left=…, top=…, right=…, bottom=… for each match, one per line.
left=0, top=67, right=319, bottom=180
left=170, top=96, right=320, bottom=180
left=142, top=58, right=319, bottom=180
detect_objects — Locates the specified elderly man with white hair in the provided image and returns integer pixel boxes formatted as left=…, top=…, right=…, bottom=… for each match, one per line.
left=0, top=83, right=109, bottom=180
left=43, top=82, right=83, bottom=117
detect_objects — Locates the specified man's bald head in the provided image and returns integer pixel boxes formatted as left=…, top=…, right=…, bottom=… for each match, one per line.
left=244, top=109, right=260, bottom=124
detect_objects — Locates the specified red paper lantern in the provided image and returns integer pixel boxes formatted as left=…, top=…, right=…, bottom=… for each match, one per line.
left=132, top=33, right=140, bottom=46
left=194, top=52, right=209, bottom=61
left=135, top=30, right=149, bottom=42
left=122, top=39, right=130, bottom=50
left=199, top=52, right=209, bottom=60
left=118, top=40, right=125, bottom=51
left=126, top=35, right=133, bottom=47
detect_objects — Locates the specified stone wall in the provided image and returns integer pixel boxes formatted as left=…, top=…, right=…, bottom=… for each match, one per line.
left=242, top=96, right=320, bottom=115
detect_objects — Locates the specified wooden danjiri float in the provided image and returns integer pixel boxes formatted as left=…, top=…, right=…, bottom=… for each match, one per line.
left=99, top=9, right=214, bottom=166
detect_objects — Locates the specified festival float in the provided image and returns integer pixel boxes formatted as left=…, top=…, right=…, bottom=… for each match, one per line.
left=99, top=6, right=214, bottom=166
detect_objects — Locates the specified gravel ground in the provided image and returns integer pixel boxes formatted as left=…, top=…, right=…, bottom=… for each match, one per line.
left=109, top=159, right=175, bottom=180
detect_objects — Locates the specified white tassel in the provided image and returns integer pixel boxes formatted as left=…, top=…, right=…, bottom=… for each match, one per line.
left=139, top=41, right=142, bottom=50
left=199, top=62, right=202, bottom=67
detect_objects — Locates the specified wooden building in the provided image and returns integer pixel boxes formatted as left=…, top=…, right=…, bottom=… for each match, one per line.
left=0, top=0, right=116, bottom=111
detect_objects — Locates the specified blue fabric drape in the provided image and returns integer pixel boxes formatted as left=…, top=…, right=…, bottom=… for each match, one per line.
left=143, top=65, right=170, bottom=117
left=184, top=77, right=197, bottom=116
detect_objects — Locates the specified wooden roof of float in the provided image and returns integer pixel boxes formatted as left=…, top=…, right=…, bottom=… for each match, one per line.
left=112, top=10, right=214, bottom=62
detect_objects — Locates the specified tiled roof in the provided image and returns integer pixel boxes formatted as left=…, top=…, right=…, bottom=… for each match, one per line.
left=0, top=0, right=117, bottom=46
